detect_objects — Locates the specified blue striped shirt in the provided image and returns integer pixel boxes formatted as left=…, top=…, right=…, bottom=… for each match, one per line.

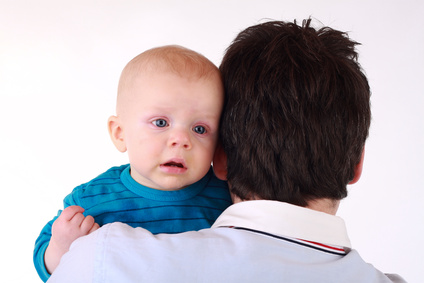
left=34, top=164, right=231, bottom=282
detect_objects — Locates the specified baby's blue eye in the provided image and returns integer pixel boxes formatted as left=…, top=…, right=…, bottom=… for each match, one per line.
left=153, top=119, right=168, bottom=127
left=193, top=125, right=206, bottom=134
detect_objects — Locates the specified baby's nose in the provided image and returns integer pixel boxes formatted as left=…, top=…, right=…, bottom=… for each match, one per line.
left=168, top=129, right=192, bottom=149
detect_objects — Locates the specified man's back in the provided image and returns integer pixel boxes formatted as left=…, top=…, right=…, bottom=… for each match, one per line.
left=49, top=209, right=404, bottom=283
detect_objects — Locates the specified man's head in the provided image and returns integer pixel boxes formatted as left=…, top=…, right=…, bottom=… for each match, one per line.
left=215, top=19, right=371, bottom=206
left=109, top=45, right=224, bottom=190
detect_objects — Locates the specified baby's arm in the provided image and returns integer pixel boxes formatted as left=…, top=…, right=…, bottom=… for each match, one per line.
left=44, top=205, right=99, bottom=274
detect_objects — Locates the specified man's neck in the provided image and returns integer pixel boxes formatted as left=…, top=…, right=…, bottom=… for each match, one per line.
left=306, top=198, right=340, bottom=215
left=231, top=195, right=340, bottom=215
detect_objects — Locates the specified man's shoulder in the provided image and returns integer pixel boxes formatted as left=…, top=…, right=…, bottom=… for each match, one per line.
left=50, top=224, right=407, bottom=283
left=385, top=274, right=407, bottom=283
left=344, top=250, right=406, bottom=283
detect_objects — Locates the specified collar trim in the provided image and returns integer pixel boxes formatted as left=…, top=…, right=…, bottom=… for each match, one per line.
left=221, top=226, right=347, bottom=255
left=212, top=200, right=351, bottom=248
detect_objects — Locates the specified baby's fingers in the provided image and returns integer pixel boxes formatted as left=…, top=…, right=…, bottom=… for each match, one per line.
left=88, top=222, right=100, bottom=234
left=69, top=212, right=85, bottom=227
left=80, top=215, right=97, bottom=234
left=60, top=206, right=85, bottom=221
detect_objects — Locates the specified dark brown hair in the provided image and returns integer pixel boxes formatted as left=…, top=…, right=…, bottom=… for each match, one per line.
left=219, top=19, right=371, bottom=206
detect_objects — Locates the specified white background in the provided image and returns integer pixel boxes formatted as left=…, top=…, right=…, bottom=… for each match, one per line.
left=1, top=1, right=423, bottom=282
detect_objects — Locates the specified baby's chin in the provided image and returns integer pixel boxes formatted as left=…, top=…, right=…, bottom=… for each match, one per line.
left=152, top=177, right=194, bottom=191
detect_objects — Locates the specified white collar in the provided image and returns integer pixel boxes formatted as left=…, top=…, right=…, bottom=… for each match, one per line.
left=212, top=200, right=351, bottom=249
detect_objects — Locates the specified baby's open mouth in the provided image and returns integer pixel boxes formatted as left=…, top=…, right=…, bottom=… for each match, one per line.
left=163, top=161, right=185, bottom=168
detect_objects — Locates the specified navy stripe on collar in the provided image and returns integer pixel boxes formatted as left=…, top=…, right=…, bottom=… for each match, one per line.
left=220, top=226, right=347, bottom=256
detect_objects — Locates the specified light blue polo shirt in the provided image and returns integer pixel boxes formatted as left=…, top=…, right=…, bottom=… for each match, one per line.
left=47, top=200, right=405, bottom=283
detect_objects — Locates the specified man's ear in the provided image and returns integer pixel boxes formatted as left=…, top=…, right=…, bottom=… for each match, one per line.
left=107, top=115, right=127, bottom=153
left=212, top=142, right=228, bottom=181
left=349, top=148, right=365, bottom=185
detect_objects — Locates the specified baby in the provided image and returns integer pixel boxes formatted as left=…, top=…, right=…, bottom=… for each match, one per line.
left=34, top=45, right=232, bottom=282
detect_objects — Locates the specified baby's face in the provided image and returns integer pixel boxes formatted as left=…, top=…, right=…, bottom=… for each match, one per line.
left=120, top=70, right=223, bottom=190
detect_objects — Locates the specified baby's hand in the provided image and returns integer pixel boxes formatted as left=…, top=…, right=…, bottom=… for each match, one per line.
left=51, top=205, right=99, bottom=249
left=45, top=206, right=99, bottom=274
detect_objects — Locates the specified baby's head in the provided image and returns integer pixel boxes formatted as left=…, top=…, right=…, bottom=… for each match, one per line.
left=108, top=45, right=224, bottom=191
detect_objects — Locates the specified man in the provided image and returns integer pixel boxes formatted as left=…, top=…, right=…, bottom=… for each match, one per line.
left=47, top=19, right=405, bottom=282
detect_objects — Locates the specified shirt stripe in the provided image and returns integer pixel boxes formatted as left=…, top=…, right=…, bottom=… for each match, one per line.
left=222, top=226, right=346, bottom=256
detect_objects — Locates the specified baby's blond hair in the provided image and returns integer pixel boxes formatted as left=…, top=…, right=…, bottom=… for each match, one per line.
left=116, top=45, right=220, bottom=114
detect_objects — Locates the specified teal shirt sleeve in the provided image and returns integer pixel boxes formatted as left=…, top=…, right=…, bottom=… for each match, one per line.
left=33, top=217, right=55, bottom=282
left=33, top=188, right=83, bottom=282
left=33, top=164, right=231, bottom=281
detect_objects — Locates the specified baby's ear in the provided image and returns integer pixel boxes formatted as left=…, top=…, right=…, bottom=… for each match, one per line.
left=107, top=115, right=127, bottom=153
left=212, top=142, right=228, bottom=181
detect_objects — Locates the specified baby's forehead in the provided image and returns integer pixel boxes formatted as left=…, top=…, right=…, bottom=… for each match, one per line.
left=117, top=72, right=224, bottom=120
left=122, top=59, right=221, bottom=94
